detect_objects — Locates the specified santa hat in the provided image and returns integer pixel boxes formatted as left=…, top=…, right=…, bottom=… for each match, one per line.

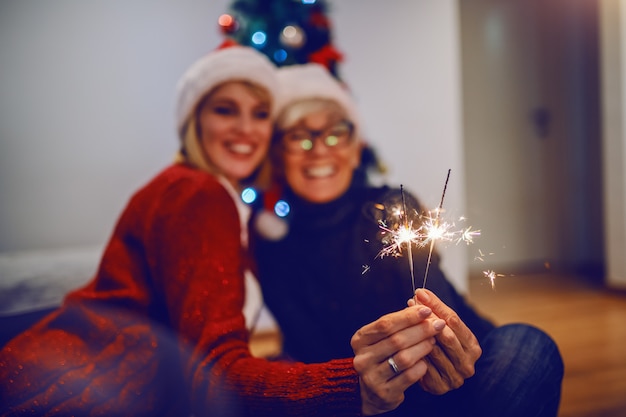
left=175, top=45, right=278, bottom=133
left=275, top=63, right=360, bottom=137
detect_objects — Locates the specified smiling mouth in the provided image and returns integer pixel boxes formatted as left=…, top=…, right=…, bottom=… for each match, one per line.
left=227, top=142, right=254, bottom=155
left=305, top=165, right=336, bottom=178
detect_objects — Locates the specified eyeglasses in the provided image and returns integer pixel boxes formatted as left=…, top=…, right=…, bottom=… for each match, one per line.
left=282, top=120, right=354, bottom=153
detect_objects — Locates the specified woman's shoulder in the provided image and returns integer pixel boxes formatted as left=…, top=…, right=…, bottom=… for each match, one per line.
left=152, top=163, right=220, bottom=187
left=136, top=164, right=223, bottom=195
left=127, top=164, right=235, bottom=214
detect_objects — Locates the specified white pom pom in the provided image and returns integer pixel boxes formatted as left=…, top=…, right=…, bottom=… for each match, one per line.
left=254, top=210, right=289, bottom=241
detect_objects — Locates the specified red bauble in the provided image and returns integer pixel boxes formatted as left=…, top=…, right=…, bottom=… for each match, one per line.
left=217, top=14, right=238, bottom=34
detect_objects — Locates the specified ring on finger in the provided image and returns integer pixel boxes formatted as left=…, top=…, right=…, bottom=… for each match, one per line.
left=387, top=356, right=400, bottom=374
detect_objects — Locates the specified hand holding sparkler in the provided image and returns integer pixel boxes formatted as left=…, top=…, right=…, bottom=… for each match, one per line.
left=409, top=288, right=482, bottom=395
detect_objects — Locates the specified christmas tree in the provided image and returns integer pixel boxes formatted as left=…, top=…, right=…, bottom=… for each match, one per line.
left=217, top=0, right=343, bottom=79
left=218, top=0, right=386, bottom=178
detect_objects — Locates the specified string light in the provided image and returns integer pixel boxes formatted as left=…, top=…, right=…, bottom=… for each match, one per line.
left=274, top=49, right=288, bottom=63
left=218, top=14, right=234, bottom=27
left=251, top=31, right=267, bottom=46
left=274, top=200, right=290, bottom=217
left=241, top=187, right=257, bottom=204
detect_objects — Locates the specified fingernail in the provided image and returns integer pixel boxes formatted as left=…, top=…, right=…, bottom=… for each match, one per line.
left=416, top=289, right=430, bottom=302
left=433, top=319, right=446, bottom=331
left=418, top=306, right=432, bottom=316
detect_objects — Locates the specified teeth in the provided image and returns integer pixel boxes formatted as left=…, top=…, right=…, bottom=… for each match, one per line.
left=229, top=143, right=254, bottom=155
left=306, top=165, right=335, bottom=178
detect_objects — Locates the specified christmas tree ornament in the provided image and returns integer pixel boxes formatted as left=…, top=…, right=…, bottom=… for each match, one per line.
left=280, top=25, right=306, bottom=49
left=218, top=13, right=238, bottom=34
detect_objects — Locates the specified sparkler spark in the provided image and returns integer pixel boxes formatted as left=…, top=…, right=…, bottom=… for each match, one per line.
left=474, top=248, right=494, bottom=262
left=376, top=210, right=478, bottom=256
left=482, top=269, right=505, bottom=290
left=474, top=249, right=511, bottom=289
left=459, top=226, right=481, bottom=245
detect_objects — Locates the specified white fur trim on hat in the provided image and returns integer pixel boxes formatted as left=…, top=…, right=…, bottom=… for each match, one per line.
left=176, top=46, right=278, bottom=133
left=276, top=63, right=360, bottom=136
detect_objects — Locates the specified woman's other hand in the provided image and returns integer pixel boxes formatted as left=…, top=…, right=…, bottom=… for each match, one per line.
left=409, top=288, right=482, bottom=395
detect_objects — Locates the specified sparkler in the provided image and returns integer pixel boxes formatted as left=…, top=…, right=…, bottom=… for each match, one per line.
left=422, top=169, right=451, bottom=289
left=375, top=169, right=481, bottom=296
left=401, top=184, right=417, bottom=295
left=374, top=187, right=421, bottom=296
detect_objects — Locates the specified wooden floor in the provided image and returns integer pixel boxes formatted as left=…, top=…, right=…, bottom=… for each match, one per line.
left=251, top=273, right=626, bottom=416
left=466, top=273, right=626, bottom=417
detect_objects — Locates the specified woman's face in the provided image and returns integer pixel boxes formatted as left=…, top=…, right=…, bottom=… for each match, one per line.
left=281, top=109, right=360, bottom=203
left=197, top=82, right=272, bottom=185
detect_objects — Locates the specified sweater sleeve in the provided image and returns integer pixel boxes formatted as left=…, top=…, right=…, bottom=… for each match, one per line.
left=0, top=306, right=169, bottom=416
left=0, top=169, right=195, bottom=416
left=142, top=172, right=362, bottom=417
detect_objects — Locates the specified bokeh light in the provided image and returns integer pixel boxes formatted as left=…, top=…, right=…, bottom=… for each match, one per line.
left=241, top=187, right=257, bottom=204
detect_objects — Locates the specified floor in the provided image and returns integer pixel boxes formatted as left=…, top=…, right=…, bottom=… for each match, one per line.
left=466, top=273, right=626, bottom=417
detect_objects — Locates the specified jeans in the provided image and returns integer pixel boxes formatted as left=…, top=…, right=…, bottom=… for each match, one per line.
left=391, top=323, right=565, bottom=417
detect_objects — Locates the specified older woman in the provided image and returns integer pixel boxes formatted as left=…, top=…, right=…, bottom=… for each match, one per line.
left=0, top=47, right=442, bottom=417
left=252, top=63, right=564, bottom=417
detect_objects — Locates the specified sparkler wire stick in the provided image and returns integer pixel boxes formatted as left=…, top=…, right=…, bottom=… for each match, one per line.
left=400, top=185, right=416, bottom=296
left=422, top=169, right=451, bottom=288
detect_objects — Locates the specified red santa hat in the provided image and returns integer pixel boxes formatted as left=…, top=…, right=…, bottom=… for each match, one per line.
left=275, top=63, right=361, bottom=137
left=175, top=45, right=279, bottom=133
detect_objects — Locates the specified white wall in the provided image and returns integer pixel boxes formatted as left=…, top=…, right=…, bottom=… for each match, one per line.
left=0, top=0, right=229, bottom=252
left=333, top=1, right=467, bottom=291
left=600, top=0, right=626, bottom=289
left=0, top=1, right=467, bottom=291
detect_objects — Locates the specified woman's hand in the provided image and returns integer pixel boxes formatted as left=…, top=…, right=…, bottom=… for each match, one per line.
left=409, top=288, right=482, bottom=395
left=351, top=306, right=446, bottom=415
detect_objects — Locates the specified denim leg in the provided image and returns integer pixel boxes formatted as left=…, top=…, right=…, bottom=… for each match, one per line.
left=387, top=323, right=564, bottom=417
left=465, top=323, right=564, bottom=417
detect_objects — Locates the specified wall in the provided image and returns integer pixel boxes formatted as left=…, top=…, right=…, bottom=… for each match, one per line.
left=0, top=0, right=228, bottom=253
left=0, top=1, right=467, bottom=292
left=332, top=1, right=467, bottom=290
left=600, top=0, right=626, bottom=289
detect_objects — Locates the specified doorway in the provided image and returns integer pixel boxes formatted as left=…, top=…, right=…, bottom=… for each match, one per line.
left=459, top=0, right=604, bottom=278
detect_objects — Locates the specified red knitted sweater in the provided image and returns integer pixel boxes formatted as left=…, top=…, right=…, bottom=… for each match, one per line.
left=0, top=164, right=361, bottom=417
